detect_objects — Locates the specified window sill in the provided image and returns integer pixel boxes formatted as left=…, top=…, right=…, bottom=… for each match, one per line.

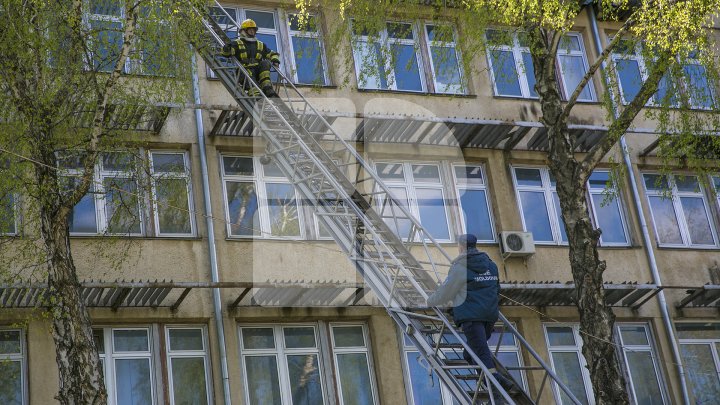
left=492, top=95, right=600, bottom=105
left=655, top=244, right=720, bottom=251
left=357, top=88, right=476, bottom=98
left=69, top=235, right=202, bottom=241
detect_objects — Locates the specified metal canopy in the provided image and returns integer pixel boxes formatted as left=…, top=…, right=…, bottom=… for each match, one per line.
left=73, top=104, right=170, bottom=133
left=0, top=280, right=367, bottom=311
left=352, top=117, right=607, bottom=152
left=675, top=284, right=720, bottom=309
left=210, top=108, right=338, bottom=137
left=499, top=281, right=660, bottom=309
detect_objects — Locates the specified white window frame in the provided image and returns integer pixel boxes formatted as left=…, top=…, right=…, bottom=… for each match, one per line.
left=238, top=323, right=329, bottom=405
left=0, top=328, right=27, bottom=405
left=682, top=51, right=716, bottom=109
left=451, top=163, right=496, bottom=243
left=556, top=32, right=596, bottom=102
left=165, top=326, right=212, bottom=405
left=642, top=173, right=718, bottom=248
left=96, top=326, right=156, bottom=405
left=543, top=324, right=595, bottom=405
left=220, top=155, right=305, bottom=240
left=285, top=12, right=330, bottom=85
left=423, top=23, right=465, bottom=94
left=586, top=170, right=630, bottom=247
left=676, top=322, right=720, bottom=403
left=0, top=192, right=18, bottom=236
left=62, top=152, right=144, bottom=236
left=148, top=151, right=196, bottom=237
left=328, top=323, right=380, bottom=405
left=615, top=323, right=669, bottom=405
left=374, top=161, right=452, bottom=242
left=485, top=30, right=536, bottom=98
left=352, top=21, right=427, bottom=92
left=511, top=166, right=566, bottom=245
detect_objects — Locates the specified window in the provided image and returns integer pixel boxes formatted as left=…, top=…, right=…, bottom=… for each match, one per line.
left=587, top=171, right=629, bottom=246
left=95, top=327, right=156, bottom=405
left=166, top=327, right=212, bottom=405
left=616, top=324, right=667, bottom=405
left=676, top=322, right=720, bottom=404
left=424, top=24, right=464, bottom=94
left=94, top=326, right=211, bottom=405
left=544, top=324, right=667, bottom=405
left=0, top=189, right=16, bottom=235
left=0, top=329, right=25, bottom=405
left=87, top=0, right=171, bottom=75
left=62, top=152, right=143, bottom=235
left=486, top=30, right=594, bottom=101
left=642, top=173, right=717, bottom=247
left=375, top=162, right=451, bottom=241
left=452, top=164, right=495, bottom=242
left=287, top=14, right=329, bottom=85
left=401, top=324, right=525, bottom=404
left=149, top=152, right=194, bottom=236
left=221, top=155, right=303, bottom=238
left=512, top=167, right=567, bottom=244
left=238, top=323, right=377, bottom=405
left=611, top=40, right=713, bottom=109
left=352, top=22, right=425, bottom=92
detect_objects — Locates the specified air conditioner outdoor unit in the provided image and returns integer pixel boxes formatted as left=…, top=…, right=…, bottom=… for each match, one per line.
left=499, top=231, right=535, bottom=256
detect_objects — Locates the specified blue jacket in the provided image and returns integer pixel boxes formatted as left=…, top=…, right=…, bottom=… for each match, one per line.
left=426, top=248, right=500, bottom=325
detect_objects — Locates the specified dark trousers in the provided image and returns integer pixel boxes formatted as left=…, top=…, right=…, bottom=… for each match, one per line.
left=461, top=321, right=495, bottom=370
left=244, top=60, right=275, bottom=97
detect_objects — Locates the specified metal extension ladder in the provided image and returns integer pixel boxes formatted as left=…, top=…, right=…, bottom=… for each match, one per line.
left=188, top=3, right=581, bottom=404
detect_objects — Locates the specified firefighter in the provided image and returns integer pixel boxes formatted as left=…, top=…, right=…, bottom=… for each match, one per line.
left=222, top=18, right=281, bottom=98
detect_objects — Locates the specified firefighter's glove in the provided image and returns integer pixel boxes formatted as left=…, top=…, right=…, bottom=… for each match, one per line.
left=222, top=43, right=232, bottom=55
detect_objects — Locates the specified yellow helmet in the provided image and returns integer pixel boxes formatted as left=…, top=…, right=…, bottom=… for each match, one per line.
left=240, top=19, right=257, bottom=30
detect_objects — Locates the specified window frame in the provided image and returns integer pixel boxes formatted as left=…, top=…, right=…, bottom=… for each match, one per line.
left=148, top=150, right=196, bottom=237
left=374, top=161, right=453, bottom=242
left=285, top=12, right=330, bottom=85
left=351, top=20, right=427, bottom=92
left=423, top=23, right=465, bottom=95
left=0, top=192, right=18, bottom=236
left=543, top=324, right=595, bottom=405
left=511, top=166, right=566, bottom=245
left=485, top=30, right=536, bottom=99
left=586, top=170, right=631, bottom=247
left=328, top=322, right=380, bottom=405
left=642, top=173, right=718, bottom=248
left=556, top=32, right=596, bottom=102
left=164, top=325, right=213, bottom=405
left=615, top=323, right=669, bottom=405
left=220, top=155, right=306, bottom=240
left=451, top=163, right=496, bottom=243
left=0, top=328, right=27, bottom=405
left=676, top=322, right=720, bottom=403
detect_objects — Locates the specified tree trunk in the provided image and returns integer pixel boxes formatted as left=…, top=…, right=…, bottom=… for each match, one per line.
left=531, top=30, right=630, bottom=405
left=36, top=155, right=107, bottom=405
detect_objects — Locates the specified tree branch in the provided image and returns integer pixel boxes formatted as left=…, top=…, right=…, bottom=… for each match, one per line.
left=560, top=16, right=635, bottom=120
left=580, top=51, right=675, bottom=179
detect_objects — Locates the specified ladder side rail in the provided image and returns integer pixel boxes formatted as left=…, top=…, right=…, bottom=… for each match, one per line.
left=498, top=313, right=582, bottom=405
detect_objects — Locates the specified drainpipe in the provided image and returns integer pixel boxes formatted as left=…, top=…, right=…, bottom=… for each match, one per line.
left=191, top=52, right=233, bottom=405
left=587, top=7, right=690, bottom=405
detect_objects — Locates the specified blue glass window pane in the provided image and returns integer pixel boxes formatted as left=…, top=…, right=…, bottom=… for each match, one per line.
left=616, top=59, right=642, bottom=103
left=592, top=194, right=628, bottom=244
left=245, top=356, right=282, bottom=405
left=115, top=359, right=153, bottom=405
left=515, top=168, right=542, bottom=187
left=0, top=360, right=21, bottom=405
left=382, top=187, right=412, bottom=240
left=170, top=357, right=208, bottom=405
left=643, top=174, right=668, bottom=191
left=264, top=183, right=301, bottom=237
left=355, top=42, right=388, bottom=90
left=684, top=64, right=714, bottom=108
left=91, top=20, right=123, bottom=73
left=496, top=352, right=523, bottom=389
left=552, top=193, right=568, bottom=242
left=648, top=196, right=682, bottom=244
left=292, top=36, right=324, bottom=84
left=415, top=188, right=449, bottom=240
left=226, top=181, right=260, bottom=236
left=680, top=197, right=714, bottom=245
left=559, top=55, right=593, bottom=101
left=104, top=177, right=141, bottom=234
left=458, top=189, right=493, bottom=241
left=654, top=73, right=677, bottom=106
left=90, top=0, right=122, bottom=16
left=336, top=353, right=375, bottom=405
left=588, top=171, right=610, bottom=189
left=625, top=351, right=664, bottom=405
left=246, top=10, right=275, bottom=29
left=490, top=50, right=522, bottom=96
left=550, top=352, right=591, bottom=405
left=681, top=344, right=720, bottom=404
left=70, top=191, right=98, bottom=233
left=391, top=44, right=423, bottom=91
left=522, top=52, right=537, bottom=97
left=431, top=46, right=462, bottom=93
left=287, top=355, right=324, bottom=405
left=519, top=191, right=553, bottom=242
left=405, top=352, right=443, bottom=404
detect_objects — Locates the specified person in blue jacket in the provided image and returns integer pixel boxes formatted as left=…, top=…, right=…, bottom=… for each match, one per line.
left=427, top=233, right=515, bottom=393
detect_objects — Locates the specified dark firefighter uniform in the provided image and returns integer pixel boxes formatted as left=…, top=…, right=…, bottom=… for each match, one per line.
left=221, top=19, right=281, bottom=97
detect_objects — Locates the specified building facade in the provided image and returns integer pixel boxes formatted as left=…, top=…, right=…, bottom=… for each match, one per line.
left=2, top=1, right=720, bottom=404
